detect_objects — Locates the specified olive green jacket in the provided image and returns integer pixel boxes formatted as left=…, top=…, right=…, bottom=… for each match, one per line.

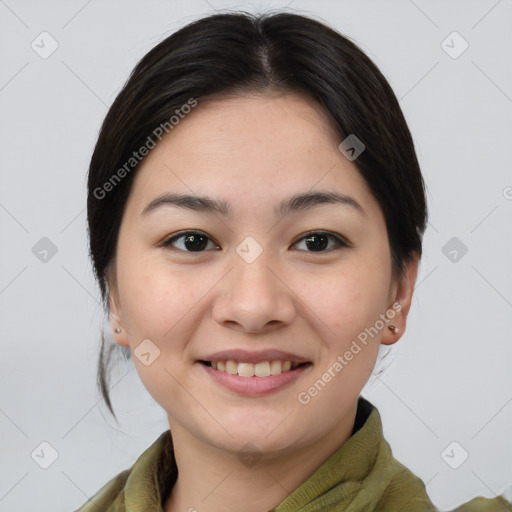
left=75, top=398, right=512, bottom=512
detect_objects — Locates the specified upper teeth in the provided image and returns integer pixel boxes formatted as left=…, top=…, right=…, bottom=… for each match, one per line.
left=210, top=360, right=296, bottom=377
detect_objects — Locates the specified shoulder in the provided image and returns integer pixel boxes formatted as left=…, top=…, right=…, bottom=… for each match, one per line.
left=376, top=437, right=512, bottom=512
left=73, top=429, right=174, bottom=512
left=376, top=454, right=438, bottom=511
left=74, top=468, right=131, bottom=511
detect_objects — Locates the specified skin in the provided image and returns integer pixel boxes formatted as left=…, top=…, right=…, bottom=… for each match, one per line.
left=108, top=91, right=419, bottom=512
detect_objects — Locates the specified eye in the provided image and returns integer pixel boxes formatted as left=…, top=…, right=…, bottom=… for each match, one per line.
left=160, top=230, right=349, bottom=254
left=161, top=231, right=220, bottom=252
left=292, top=231, right=349, bottom=253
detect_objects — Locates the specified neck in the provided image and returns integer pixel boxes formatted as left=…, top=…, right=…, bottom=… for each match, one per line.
left=163, top=403, right=358, bottom=512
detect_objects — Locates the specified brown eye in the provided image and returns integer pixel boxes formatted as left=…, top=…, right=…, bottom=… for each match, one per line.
left=293, top=231, right=349, bottom=253
left=161, top=230, right=349, bottom=254
left=162, top=231, right=219, bottom=252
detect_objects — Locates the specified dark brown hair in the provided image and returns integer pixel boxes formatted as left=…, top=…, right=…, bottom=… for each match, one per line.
left=87, top=10, right=428, bottom=421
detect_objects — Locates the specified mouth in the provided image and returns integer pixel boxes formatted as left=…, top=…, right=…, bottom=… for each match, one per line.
left=198, top=359, right=312, bottom=377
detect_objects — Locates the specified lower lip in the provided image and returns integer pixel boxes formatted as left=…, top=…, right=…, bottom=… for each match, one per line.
left=198, top=362, right=312, bottom=396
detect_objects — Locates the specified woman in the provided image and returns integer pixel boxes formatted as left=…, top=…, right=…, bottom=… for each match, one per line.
left=77, top=10, right=511, bottom=512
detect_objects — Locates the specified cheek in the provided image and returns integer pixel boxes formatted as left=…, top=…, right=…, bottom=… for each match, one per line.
left=116, top=262, right=199, bottom=406
left=118, top=256, right=198, bottom=339
left=317, top=260, right=390, bottom=340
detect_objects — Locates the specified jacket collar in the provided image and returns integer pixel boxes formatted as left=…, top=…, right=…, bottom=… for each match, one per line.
left=122, top=396, right=436, bottom=512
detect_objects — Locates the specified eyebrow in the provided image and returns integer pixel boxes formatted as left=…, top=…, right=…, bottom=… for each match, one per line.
left=141, top=190, right=366, bottom=218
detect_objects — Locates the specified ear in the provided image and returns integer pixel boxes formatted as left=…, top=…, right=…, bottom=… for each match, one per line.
left=380, top=253, right=420, bottom=346
left=108, top=285, right=130, bottom=348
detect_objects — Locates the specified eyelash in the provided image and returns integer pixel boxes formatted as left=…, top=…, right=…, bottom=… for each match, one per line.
left=160, top=230, right=350, bottom=254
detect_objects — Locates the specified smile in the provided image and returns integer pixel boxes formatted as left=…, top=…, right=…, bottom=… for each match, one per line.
left=199, top=360, right=309, bottom=377
left=198, top=360, right=313, bottom=396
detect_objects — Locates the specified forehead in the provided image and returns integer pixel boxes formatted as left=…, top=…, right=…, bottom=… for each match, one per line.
left=165, top=91, right=342, bottom=157
left=125, top=91, right=374, bottom=217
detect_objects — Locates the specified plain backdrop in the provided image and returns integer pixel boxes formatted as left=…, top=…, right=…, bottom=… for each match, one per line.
left=0, top=0, right=511, bottom=510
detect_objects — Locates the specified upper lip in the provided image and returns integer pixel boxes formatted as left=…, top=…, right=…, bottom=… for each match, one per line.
left=198, top=349, right=311, bottom=365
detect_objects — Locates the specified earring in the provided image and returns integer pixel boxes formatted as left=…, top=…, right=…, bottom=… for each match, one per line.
left=388, top=325, right=399, bottom=334
left=114, top=328, right=122, bottom=334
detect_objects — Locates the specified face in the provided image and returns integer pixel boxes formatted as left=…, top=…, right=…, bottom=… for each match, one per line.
left=108, top=91, right=418, bottom=458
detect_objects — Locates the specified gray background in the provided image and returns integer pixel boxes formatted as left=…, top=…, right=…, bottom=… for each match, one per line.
left=0, top=0, right=511, bottom=510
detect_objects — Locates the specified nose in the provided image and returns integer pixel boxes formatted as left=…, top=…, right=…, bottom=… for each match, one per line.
left=211, top=250, right=297, bottom=334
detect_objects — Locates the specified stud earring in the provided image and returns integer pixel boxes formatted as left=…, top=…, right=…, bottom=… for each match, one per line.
left=114, top=327, right=122, bottom=334
left=388, top=325, right=399, bottom=334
